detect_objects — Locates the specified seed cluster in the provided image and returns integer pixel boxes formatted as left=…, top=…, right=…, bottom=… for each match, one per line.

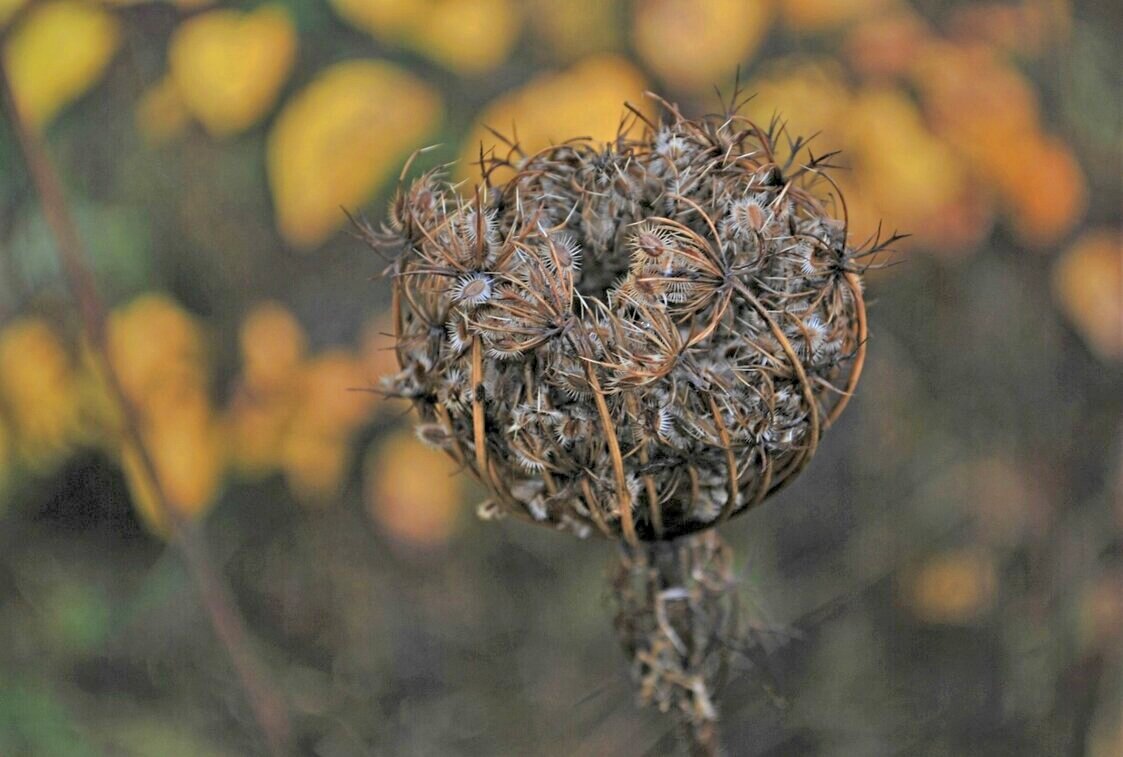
left=371, top=98, right=868, bottom=543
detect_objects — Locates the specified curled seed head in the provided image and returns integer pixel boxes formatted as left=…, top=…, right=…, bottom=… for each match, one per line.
left=373, top=96, right=877, bottom=541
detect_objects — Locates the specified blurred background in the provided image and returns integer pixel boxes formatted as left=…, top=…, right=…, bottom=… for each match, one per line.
left=0, top=0, right=1120, bottom=754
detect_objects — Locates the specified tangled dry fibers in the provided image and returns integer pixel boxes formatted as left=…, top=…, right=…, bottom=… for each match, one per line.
left=612, top=530, right=737, bottom=753
left=368, top=95, right=875, bottom=545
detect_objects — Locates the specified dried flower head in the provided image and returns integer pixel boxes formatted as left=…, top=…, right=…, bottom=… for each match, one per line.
left=369, top=95, right=873, bottom=544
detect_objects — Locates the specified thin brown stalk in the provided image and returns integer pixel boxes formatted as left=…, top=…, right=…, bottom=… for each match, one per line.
left=585, top=362, right=639, bottom=546
left=0, top=60, right=290, bottom=755
left=826, top=271, right=867, bottom=426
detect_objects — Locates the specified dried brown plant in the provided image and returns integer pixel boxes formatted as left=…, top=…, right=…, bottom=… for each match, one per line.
left=371, top=94, right=870, bottom=544
left=366, top=90, right=886, bottom=755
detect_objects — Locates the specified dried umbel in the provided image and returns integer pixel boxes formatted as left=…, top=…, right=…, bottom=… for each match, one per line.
left=366, top=93, right=887, bottom=755
left=372, top=97, right=869, bottom=545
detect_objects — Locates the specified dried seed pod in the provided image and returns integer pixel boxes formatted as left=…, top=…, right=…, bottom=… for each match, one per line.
left=373, top=98, right=869, bottom=543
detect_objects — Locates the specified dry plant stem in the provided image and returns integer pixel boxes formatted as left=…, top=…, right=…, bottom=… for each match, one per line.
left=0, top=63, right=291, bottom=756
left=613, top=532, right=735, bottom=757
left=826, top=271, right=867, bottom=426
left=585, top=361, right=639, bottom=546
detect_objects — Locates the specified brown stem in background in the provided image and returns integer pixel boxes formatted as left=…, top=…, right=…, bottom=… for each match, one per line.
left=0, top=60, right=291, bottom=756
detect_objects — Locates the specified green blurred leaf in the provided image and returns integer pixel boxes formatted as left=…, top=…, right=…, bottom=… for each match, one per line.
left=44, top=582, right=110, bottom=654
left=97, top=716, right=239, bottom=757
left=10, top=200, right=152, bottom=299
left=0, top=682, right=95, bottom=757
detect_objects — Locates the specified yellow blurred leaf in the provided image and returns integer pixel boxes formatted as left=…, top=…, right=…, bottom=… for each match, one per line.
left=994, top=135, right=1086, bottom=245
left=364, top=429, right=462, bottom=548
left=328, top=0, right=519, bottom=74
left=223, top=302, right=309, bottom=476
left=459, top=55, right=647, bottom=184
left=280, top=433, right=349, bottom=506
left=105, top=294, right=221, bottom=532
left=122, top=391, right=225, bottom=533
left=0, top=318, right=87, bottom=468
left=410, top=0, right=519, bottom=74
left=745, top=59, right=851, bottom=152
left=906, top=548, right=996, bottom=625
left=633, top=0, right=772, bottom=91
left=842, top=87, right=972, bottom=250
left=225, top=383, right=297, bottom=477
left=1053, top=229, right=1123, bottom=361
left=3, top=0, right=120, bottom=128
left=327, top=0, right=420, bottom=36
left=268, top=60, right=441, bottom=248
left=168, top=5, right=296, bottom=137
left=107, top=293, right=207, bottom=411
left=0, top=0, right=27, bottom=28
left=135, top=75, right=190, bottom=144
left=277, top=350, right=378, bottom=504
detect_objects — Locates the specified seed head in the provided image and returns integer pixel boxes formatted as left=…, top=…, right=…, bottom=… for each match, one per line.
left=371, top=97, right=873, bottom=543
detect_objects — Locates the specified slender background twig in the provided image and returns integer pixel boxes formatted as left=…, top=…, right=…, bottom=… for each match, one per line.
left=0, top=56, right=291, bottom=756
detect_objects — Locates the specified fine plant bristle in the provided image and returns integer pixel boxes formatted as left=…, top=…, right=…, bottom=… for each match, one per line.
left=371, top=96, right=872, bottom=544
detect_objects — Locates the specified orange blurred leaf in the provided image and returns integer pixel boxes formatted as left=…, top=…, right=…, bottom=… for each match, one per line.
left=277, top=350, right=378, bottom=504
left=240, top=301, right=307, bottom=392
left=995, top=135, right=1086, bottom=245
left=1052, top=229, right=1123, bottom=361
left=364, top=429, right=462, bottom=548
left=845, top=12, right=932, bottom=81
left=946, top=0, right=1071, bottom=57
left=906, top=548, right=997, bottom=625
